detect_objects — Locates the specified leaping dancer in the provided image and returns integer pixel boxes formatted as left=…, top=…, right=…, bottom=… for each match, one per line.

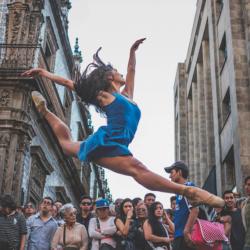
left=22, top=38, right=224, bottom=208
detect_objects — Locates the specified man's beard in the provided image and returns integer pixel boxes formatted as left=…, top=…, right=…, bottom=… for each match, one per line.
left=41, top=209, right=50, bottom=216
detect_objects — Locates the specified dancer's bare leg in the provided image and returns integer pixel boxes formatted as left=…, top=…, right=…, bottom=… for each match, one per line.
left=32, top=91, right=80, bottom=156
left=95, top=156, right=225, bottom=207
left=44, top=111, right=80, bottom=156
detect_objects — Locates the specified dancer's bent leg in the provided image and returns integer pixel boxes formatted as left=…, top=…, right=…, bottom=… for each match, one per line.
left=32, top=91, right=80, bottom=156
left=95, top=156, right=225, bottom=208
left=44, top=111, right=80, bottom=156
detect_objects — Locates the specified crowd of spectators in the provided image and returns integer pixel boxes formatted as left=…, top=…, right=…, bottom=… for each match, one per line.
left=0, top=162, right=249, bottom=250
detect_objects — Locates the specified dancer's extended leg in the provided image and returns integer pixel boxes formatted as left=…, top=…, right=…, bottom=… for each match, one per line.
left=32, top=91, right=80, bottom=156
left=95, top=156, right=225, bottom=208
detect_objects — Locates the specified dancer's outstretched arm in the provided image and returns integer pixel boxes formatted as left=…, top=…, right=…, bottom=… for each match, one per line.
left=21, top=68, right=75, bottom=91
left=122, top=38, right=146, bottom=99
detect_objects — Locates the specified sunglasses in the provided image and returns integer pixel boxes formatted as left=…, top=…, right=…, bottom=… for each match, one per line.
left=137, top=208, right=146, bottom=212
left=42, top=200, right=52, bottom=205
left=81, top=202, right=92, bottom=206
left=25, top=205, right=34, bottom=208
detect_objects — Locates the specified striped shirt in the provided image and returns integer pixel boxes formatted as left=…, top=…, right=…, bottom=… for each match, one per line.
left=0, top=211, right=27, bottom=249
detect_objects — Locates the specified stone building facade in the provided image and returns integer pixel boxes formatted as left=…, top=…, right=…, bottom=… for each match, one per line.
left=174, top=0, right=250, bottom=195
left=0, top=0, right=111, bottom=206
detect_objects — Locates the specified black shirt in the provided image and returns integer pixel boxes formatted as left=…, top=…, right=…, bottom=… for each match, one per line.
left=227, top=209, right=245, bottom=250
left=76, top=212, right=94, bottom=232
left=77, top=212, right=94, bottom=250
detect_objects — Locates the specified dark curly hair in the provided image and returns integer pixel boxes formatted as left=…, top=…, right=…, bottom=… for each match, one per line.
left=74, top=47, right=114, bottom=113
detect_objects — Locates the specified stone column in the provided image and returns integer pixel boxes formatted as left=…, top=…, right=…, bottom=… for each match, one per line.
left=188, top=93, right=194, bottom=180
left=176, top=63, right=188, bottom=162
left=229, top=0, right=250, bottom=191
left=0, top=82, right=35, bottom=203
left=237, top=0, right=250, bottom=190
left=192, top=81, right=201, bottom=186
left=202, top=40, right=215, bottom=172
left=197, top=63, right=207, bottom=185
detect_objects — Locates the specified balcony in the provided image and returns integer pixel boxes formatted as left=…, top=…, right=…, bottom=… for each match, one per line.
left=0, top=43, right=50, bottom=75
left=0, top=44, right=69, bottom=119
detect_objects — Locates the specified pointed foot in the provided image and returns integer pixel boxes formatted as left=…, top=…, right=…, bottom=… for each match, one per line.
left=31, top=91, right=48, bottom=116
left=183, top=186, right=225, bottom=208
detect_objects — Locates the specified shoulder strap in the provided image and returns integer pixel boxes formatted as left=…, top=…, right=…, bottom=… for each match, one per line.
left=96, top=218, right=101, bottom=247
left=184, top=197, right=192, bottom=211
left=162, top=223, right=169, bottom=238
left=96, top=217, right=101, bottom=230
left=63, top=224, right=66, bottom=246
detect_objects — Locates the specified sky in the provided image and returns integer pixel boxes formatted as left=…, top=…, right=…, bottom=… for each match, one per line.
left=68, top=0, right=197, bottom=208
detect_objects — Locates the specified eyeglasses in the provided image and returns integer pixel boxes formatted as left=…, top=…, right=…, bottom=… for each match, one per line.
left=68, top=211, right=77, bottom=217
left=81, top=202, right=92, bottom=206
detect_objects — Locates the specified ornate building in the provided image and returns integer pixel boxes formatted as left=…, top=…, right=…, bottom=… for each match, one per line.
left=0, top=0, right=111, bottom=206
left=174, top=0, right=250, bottom=195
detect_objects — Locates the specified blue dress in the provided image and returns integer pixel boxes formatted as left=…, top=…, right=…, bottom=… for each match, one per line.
left=77, top=93, right=141, bottom=162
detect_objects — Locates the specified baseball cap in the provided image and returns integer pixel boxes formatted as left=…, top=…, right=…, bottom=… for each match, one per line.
left=164, top=161, right=189, bottom=176
left=95, top=198, right=110, bottom=209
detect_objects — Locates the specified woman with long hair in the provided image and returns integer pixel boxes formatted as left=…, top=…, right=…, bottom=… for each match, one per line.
left=22, top=38, right=224, bottom=208
left=134, top=201, right=152, bottom=250
left=114, top=198, right=139, bottom=250
left=143, top=202, right=173, bottom=250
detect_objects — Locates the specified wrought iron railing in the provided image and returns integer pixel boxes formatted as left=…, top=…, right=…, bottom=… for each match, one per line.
left=0, top=43, right=50, bottom=72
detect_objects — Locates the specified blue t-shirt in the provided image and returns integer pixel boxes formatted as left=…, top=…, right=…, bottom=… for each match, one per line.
left=174, top=181, right=195, bottom=238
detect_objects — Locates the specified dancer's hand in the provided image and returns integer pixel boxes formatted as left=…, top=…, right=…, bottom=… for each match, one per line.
left=130, top=38, right=146, bottom=52
left=123, top=38, right=146, bottom=99
left=21, top=68, right=45, bottom=78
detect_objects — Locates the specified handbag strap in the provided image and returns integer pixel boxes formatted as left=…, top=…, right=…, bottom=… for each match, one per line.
left=96, top=217, right=101, bottom=230
left=63, top=224, right=67, bottom=246
left=96, top=218, right=101, bottom=247
left=162, top=223, right=169, bottom=238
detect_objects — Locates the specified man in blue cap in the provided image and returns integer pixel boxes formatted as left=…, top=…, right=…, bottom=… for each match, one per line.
left=165, top=161, right=199, bottom=250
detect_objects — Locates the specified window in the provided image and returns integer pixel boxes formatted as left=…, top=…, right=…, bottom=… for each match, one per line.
left=216, top=0, right=224, bottom=20
left=222, top=147, right=235, bottom=190
left=45, top=43, right=53, bottom=68
left=43, top=17, right=59, bottom=71
left=219, top=34, right=227, bottom=72
left=63, top=90, right=72, bottom=124
left=222, top=88, right=231, bottom=124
